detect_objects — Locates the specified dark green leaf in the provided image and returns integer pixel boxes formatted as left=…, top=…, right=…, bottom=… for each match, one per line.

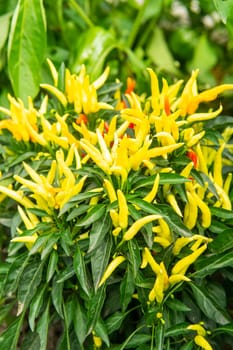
left=210, top=206, right=233, bottom=219
left=124, top=333, right=151, bottom=349
left=36, top=301, right=50, bottom=350
left=210, top=229, right=233, bottom=253
left=133, top=173, right=190, bottom=190
left=76, top=204, right=106, bottom=227
left=56, top=265, right=75, bottom=283
left=91, top=236, right=112, bottom=291
left=105, top=311, right=127, bottom=335
left=0, top=312, right=25, bottom=350
left=46, top=250, right=58, bottom=282
left=87, top=285, right=106, bottom=334
left=51, top=277, right=64, bottom=318
left=88, top=212, right=111, bottom=253
left=195, top=250, right=233, bottom=278
left=214, top=323, right=233, bottom=335
left=4, top=252, right=29, bottom=294
left=128, top=239, right=141, bottom=279
left=73, top=296, right=88, bottom=345
left=66, top=204, right=90, bottom=221
left=18, top=259, right=44, bottom=313
left=166, top=299, right=191, bottom=312
left=74, top=245, right=92, bottom=297
left=29, top=285, right=47, bottom=331
left=120, top=266, right=135, bottom=312
left=155, top=322, right=165, bottom=350
left=95, top=318, right=110, bottom=347
left=190, top=282, right=231, bottom=325
left=7, top=0, right=46, bottom=101
left=165, top=323, right=190, bottom=337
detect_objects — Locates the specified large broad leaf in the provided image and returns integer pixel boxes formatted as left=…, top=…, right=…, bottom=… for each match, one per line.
left=7, top=0, right=46, bottom=101
left=88, top=213, right=111, bottom=253
left=190, top=282, right=231, bottom=325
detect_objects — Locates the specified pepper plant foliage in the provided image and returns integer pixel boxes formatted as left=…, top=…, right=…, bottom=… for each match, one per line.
left=0, top=58, right=233, bottom=350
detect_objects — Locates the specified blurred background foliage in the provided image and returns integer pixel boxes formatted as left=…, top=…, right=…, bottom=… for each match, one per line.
left=0, top=0, right=233, bottom=104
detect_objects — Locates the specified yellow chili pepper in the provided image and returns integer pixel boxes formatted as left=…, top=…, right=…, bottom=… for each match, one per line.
left=103, top=179, right=117, bottom=203
left=117, top=189, right=128, bottom=229
left=0, top=186, right=35, bottom=208
left=187, top=130, right=205, bottom=148
left=223, top=173, right=232, bottom=195
left=191, top=191, right=211, bottom=228
left=112, top=227, right=121, bottom=237
left=214, top=183, right=232, bottom=210
left=187, top=104, right=222, bottom=122
left=171, top=244, right=207, bottom=276
left=96, top=128, right=112, bottom=165
left=143, top=247, right=161, bottom=275
left=147, top=68, right=160, bottom=115
left=158, top=218, right=172, bottom=241
left=147, top=143, right=184, bottom=159
left=195, top=144, right=208, bottom=174
left=167, top=193, right=183, bottom=217
left=40, top=84, right=67, bottom=107
left=194, top=335, right=213, bottom=350
left=183, top=191, right=198, bottom=230
left=168, top=274, right=191, bottom=285
left=149, top=269, right=164, bottom=303
left=98, top=255, right=126, bottom=287
left=187, top=324, right=206, bottom=336
left=109, top=209, right=119, bottom=228
left=180, top=162, right=194, bottom=178
left=154, top=236, right=171, bottom=248
left=143, top=173, right=160, bottom=203
left=213, top=143, right=225, bottom=188
left=92, top=332, right=102, bottom=349
left=123, top=215, right=162, bottom=241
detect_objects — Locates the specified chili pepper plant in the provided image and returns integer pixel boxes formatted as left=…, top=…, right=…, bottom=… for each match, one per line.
left=0, top=59, right=233, bottom=350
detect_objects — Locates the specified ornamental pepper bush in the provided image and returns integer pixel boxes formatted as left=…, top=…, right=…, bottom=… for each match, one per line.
left=0, top=61, right=233, bottom=350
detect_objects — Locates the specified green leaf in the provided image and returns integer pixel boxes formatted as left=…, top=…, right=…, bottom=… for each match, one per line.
left=133, top=173, right=189, bottom=190
left=0, top=312, right=25, bottom=350
left=7, top=0, right=46, bottom=101
left=190, top=282, right=231, bottom=325
left=0, top=13, right=12, bottom=51
left=213, top=0, right=233, bottom=24
left=95, top=318, right=110, bottom=347
left=165, top=323, right=190, bottom=337
left=29, top=285, right=47, bottom=331
left=166, top=299, right=191, bottom=312
left=120, top=265, right=135, bottom=312
left=88, top=212, right=111, bottom=253
left=74, top=245, right=92, bottom=297
left=87, top=285, right=106, bottom=334
left=76, top=204, right=106, bottom=227
left=36, top=301, right=50, bottom=350
left=46, top=249, right=58, bottom=282
left=209, top=229, right=233, bottom=253
left=51, top=276, right=64, bottom=318
left=129, top=198, right=192, bottom=237
left=214, top=323, right=233, bottom=335
left=210, top=206, right=233, bottom=219
left=91, top=236, right=112, bottom=291
left=124, top=333, right=151, bottom=349
left=17, top=258, right=44, bottom=313
left=105, top=311, right=127, bottom=335
left=195, top=250, right=233, bottom=278
left=70, top=26, right=117, bottom=79
left=146, top=27, right=179, bottom=75
left=66, top=204, right=90, bottom=221
left=73, top=296, right=88, bottom=345
left=128, top=239, right=141, bottom=279
left=4, top=252, right=29, bottom=294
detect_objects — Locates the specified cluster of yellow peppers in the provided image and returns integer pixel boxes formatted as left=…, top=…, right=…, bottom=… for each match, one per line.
left=0, top=60, right=232, bottom=350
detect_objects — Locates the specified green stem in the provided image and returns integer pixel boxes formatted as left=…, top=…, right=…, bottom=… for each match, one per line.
left=126, top=0, right=151, bottom=49
left=68, top=0, right=94, bottom=28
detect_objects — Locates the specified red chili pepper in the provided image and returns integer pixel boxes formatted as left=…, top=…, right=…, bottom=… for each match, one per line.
left=129, top=123, right=135, bottom=129
left=76, top=114, right=88, bottom=125
left=125, top=77, right=136, bottom=94
left=164, top=95, right=170, bottom=116
left=187, top=150, right=198, bottom=168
